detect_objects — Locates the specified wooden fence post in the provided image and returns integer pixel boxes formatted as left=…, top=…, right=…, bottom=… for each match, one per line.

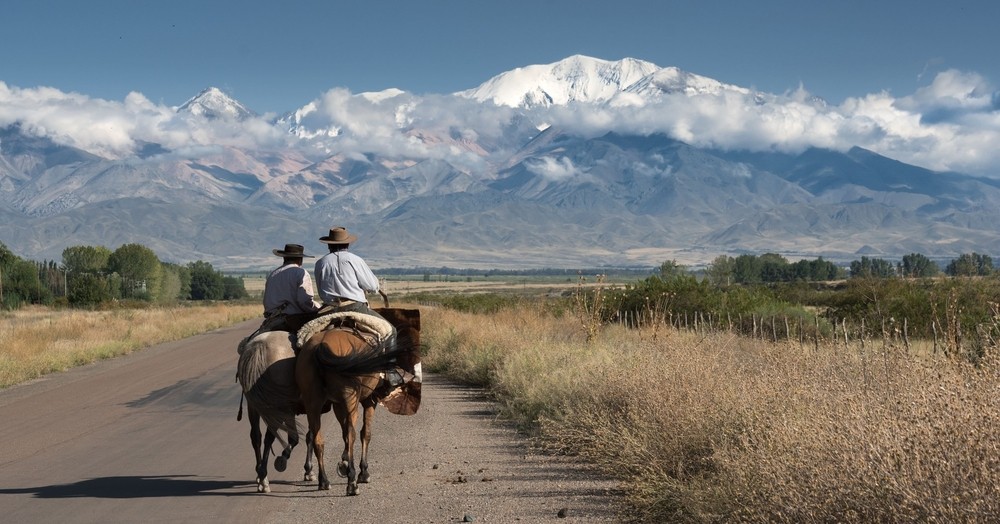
left=842, top=318, right=849, bottom=350
left=814, top=316, right=820, bottom=351
left=903, top=318, right=910, bottom=353
left=932, top=320, right=938, bottom=354
left=860, top=318, right=866, bottom=351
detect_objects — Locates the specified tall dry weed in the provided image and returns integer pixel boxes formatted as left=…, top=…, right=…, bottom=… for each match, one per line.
left=0, top=303, right=260, bottom=388
left=423, top=301, right=1000, bottom=522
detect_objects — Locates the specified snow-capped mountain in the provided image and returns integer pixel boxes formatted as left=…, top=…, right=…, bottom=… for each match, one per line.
left=177, top=87, right=257, bottom=120
left=1, top=55, right=998, bottom=270
left=457, top=55, right=661, bottom=108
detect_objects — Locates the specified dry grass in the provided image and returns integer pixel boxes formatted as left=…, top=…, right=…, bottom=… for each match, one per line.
left=0, top=303, right=260, bottom=389
left=421, top=303, right=1000, bottom=522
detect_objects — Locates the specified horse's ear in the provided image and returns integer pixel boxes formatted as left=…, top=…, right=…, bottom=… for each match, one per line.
left=401, top=309, right=420, bottom=331
left=376, top=308, right=421, bottom=331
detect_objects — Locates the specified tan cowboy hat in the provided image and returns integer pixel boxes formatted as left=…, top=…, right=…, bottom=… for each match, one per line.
left=272, top=243, right=313, bottom=258
left=319, top=226, right=357, bottom=245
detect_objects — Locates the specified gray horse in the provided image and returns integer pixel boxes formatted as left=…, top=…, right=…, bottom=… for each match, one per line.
left=236, top=330, right=315, bottom=493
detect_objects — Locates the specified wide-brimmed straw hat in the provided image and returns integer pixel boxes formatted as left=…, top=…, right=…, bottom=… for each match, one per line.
left=272, top=243, right=313, bottom=258
left=319, top=226, right=358, bottom=245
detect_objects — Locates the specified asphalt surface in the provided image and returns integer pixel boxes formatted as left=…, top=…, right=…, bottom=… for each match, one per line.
left=0, top=319, right=621, bottom=523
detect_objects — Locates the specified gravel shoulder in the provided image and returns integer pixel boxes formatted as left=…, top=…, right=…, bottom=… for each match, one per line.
left=268, top=374, right=623, bottom=523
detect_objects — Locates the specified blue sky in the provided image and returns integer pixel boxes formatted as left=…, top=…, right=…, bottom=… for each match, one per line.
left=3, top=0, right=998, bottom=114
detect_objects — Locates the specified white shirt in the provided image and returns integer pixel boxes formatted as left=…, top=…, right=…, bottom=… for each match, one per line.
left=263, top=263, right=320, bottom=316
left=314, top=250, right=380, bottom=304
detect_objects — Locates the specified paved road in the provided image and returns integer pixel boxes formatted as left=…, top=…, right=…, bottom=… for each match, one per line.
left=0, top=319, right=620, bottom=523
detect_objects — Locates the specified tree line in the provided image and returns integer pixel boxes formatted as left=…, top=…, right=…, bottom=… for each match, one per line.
left=588, top=251, right=1000, bottom=361
left=0, top=242, right=247, bottom=309
left=681, top=251, right=993, bottom=285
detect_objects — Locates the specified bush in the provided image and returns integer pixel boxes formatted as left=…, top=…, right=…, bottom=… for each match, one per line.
left=222, top=275, right=248, bottom=300
left=187, top=261, right=225, bottom=300
left=68, top=273, right=115, bottom=306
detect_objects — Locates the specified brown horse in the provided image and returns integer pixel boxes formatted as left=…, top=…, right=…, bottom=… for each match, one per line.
left=236, top=330, right=315, bottom=493
left=295, top=307, right=421, bottom=495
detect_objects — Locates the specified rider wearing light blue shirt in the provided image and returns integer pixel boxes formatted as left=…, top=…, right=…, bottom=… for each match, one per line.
left=314, top=226, right=381, bottom=316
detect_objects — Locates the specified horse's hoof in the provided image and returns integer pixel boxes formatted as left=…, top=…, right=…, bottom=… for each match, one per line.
left=346, top=482, right=358, bottom=496
left=274, top=456, right=288, bottom=472
left=318, top=481, right=330, bottom=491
left=336, top=461, right=349, bottom=478
left=358, top=471, right=370, bottom=484
left=304, top=472, right=317, bottom=482
left=257, top=480, right=270, bottom=493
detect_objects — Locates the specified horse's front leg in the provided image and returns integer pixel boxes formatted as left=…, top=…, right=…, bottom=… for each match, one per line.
left=274, top=417, right=297, bottom=473
left=358, top=403, right=375, bottom=484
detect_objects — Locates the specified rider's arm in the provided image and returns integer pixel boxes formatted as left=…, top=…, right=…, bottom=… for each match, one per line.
left=296, top=268, right=321, bottom=312
left=351, top=257, right=380, bottom=294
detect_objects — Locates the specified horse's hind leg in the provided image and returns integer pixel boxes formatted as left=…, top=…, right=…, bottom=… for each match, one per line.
left=333, top=400, right=360, bottom=496
left=302, top=429, right=316, bottom=481
left=306, top=409, right=330, bottom=490
left=258, top=428, right=277, bottom=493
left=248, top=408, right=270, bottom=493
left=358, top=403, right=375, bottom=484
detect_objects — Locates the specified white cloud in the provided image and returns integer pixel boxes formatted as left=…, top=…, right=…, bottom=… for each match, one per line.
left=532, top=70, right=1000, bottom=177
left=0, top=82, right=291, bottom=158
left=526, top=156, right=579, bottom=181
left=1, top=68, right=999, bottom=178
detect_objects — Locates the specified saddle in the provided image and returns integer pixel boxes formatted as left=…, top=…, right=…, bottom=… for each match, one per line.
left=297, top=311, right=395, bottom=349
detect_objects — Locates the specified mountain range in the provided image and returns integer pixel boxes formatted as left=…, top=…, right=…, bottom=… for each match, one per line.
left=2, top=55, right=998, bottom=271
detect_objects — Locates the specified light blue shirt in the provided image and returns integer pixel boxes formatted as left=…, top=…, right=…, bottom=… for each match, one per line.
left=314, top=250, right=380, bottom=304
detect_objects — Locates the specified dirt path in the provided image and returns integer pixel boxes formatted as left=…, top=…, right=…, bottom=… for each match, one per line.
left=271, top=374, right=622, bottom=523
left=0, top=319, right=621, bottom=523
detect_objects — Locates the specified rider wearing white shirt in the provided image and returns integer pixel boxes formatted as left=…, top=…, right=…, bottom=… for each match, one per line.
left=262, top=243, right=320, bottom=332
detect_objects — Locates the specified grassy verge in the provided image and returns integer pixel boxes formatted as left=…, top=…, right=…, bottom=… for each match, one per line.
left=421, top=301, right=1000, bottom=522
left=0, top=303, right=260, bottom=389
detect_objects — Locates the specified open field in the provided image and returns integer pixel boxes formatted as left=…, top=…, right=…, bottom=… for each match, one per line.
left=0, top=303, right=261, bottom=389
left=421, top=301, right=1000, bottom=522
left=241, top=273, right=628, bottom=298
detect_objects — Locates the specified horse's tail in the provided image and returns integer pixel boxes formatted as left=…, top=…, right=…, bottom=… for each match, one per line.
left=237, top=333, right=304, bottom=441
left=236, top=335, right=270, bottom=392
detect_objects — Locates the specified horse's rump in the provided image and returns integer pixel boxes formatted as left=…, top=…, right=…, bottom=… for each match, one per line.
left=312, top=327, right=401, bottom=376
left=237, top=330, right=303, bottom=438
